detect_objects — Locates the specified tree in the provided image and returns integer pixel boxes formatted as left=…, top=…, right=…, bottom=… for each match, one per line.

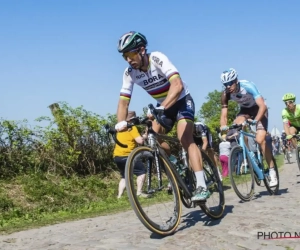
left=197, top=90, right=239, bottom=151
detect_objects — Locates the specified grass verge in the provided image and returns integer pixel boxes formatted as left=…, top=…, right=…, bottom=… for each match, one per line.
left=0, top=154, right=286, bottom=235
left=0, top=172, right=136, bottom=234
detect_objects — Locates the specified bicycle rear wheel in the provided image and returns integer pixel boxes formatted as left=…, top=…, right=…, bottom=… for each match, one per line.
left=125, top=146, right=182, bottom=236
left=199, top=150, right=225, bottom=219
left=228, top=145, right=255, bottom=201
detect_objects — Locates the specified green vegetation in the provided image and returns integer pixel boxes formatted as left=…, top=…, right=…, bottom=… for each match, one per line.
left=0, top=91, right=284, bottom=234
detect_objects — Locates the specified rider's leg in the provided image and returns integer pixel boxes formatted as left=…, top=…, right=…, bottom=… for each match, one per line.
left=234, top=115, right=249, bottom=146
left=255, top=121, right=277, bottom=186
left=287, top=144, right=292, bottom=156
left=206, top=148, right=217, bottom=166
left=289, top=126, right=298, bottom=148
left=256, top=129, right=274, bottom=167
left=177, top=120, right=210, bottom=201
left=206, top=148, right=222, bottom=180
left=151, top=121, right=171, bottom=156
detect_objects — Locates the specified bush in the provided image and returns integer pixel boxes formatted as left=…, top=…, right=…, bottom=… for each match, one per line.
left=0, top=102, right=118, bottom=179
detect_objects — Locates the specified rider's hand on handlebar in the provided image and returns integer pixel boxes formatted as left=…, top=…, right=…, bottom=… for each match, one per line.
left=155, top=106, right=165, bottom=113
left=147, top=108, right=155, bottom=120
left=115, top=121, right=127, bottom=132
left=220, top=125, right=229, bottom=132
left=247, top=119, right=257, bottom=125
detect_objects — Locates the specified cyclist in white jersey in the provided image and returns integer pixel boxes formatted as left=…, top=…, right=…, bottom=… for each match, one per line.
left=219, top=68, right=277, bottom=187
left=114, top=31, right=210, bottom=201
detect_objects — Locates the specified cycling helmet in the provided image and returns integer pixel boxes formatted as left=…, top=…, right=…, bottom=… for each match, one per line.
left=282, top=93, right=296, bottom=102
left=220, top=68, right=238, bottom=84
left=117, top=31, right=148, bottom=53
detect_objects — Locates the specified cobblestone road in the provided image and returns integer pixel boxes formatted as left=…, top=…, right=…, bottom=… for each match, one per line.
left=1, top=158, right=300, bottom=250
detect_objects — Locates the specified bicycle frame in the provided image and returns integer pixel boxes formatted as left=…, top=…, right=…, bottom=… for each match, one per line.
left=148, top=133, right=194, bottom=198
left=238, top=130, right=265, bottom=180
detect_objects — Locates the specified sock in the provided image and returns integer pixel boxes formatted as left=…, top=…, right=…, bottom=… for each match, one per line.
left=118, top=178, right=126, bottom=198
left=136, top=174, right=145, bottom=195
left=195, top=170, right=207, bottom=189
left=269, top=167, right=276, bottom=177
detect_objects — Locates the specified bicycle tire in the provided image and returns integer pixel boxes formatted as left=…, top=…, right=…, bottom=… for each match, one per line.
left=264, top=156, right=279, bottom=195
left=199, top=150, right=225, bottom=219
left=179, top=168, right=195, bottom=208
left=254, top=172, right=261, bottom=186
left=286, top=151, right=291, bottom=164
left=296, top=147, right=300, bottom=172
left=228, top=145, right=255, bottom=201
left=125, top=146, right=182, bottom=236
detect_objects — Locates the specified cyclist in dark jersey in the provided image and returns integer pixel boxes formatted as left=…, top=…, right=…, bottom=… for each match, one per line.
left=219, top=68, right=277, bottom=187
left=194, top=122, right=213, bottom=150
left=281, top=130, right=292, bottom=158
left=194, top=122, right=222, bottom=179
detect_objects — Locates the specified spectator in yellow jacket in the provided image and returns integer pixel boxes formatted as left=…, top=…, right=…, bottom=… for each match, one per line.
left=113, top=111, right=147, bottom=198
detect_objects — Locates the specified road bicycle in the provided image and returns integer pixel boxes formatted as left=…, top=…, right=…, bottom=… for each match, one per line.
left=291, top=134, right=300, bottom=172
left=227, top=121, right=279, bottom=201
left=105, top=104, right=224, bottom=236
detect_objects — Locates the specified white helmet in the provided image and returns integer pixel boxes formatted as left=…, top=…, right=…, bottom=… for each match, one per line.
left=220, top=68, right=238, bottom=84
left=282, top=130, right=285, bottom=133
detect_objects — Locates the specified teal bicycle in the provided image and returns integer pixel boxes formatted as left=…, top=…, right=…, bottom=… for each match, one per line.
left=228, top=121, right=279, bottom=201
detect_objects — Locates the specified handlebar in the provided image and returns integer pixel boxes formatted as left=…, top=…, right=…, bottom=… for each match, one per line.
left=148, top=104, right=173, bottom=132
left=105, top=103, right=174, bottom=148
left=104, top=111, right=155, bottom=148
left=292, top=134, right=300, bottom=140
left=228, top=120, right=253, bottom=131
left=104, top=124, right=128, bottom=148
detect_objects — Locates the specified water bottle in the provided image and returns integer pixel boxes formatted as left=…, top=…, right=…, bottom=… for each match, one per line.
left=169, top=155, right=185, bottom=176
left=169, top=154, right=177, bottom=165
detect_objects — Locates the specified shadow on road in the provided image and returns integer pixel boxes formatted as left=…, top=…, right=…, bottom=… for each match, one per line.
left=254, top=187, right=289, bottom=198
left=149, top=205, right=234, bottom=239
left=222, top=185, right=232, bottom=191
left=177, top=205, right=234, bottom=231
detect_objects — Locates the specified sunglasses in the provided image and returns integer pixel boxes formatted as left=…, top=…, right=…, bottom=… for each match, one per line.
left=122, top=49, right=139, bottom=60
left=223, top=80, right=236, bottom=88
left=285, top=100, right=294, bottom=105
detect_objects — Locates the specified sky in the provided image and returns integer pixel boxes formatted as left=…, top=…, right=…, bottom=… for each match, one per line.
left=1, top=0, right=299, bottom=132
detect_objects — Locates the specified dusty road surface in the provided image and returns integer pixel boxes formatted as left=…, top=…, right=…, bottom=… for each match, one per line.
left=1, top=158, right=300, bottom=250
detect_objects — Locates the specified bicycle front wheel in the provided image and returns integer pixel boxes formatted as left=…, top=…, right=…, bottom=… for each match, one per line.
left=296, top=147, right=300, bottom=172
left=228, top=145, right=255, bottom=201
left=125, top=146, right=182, bottom=236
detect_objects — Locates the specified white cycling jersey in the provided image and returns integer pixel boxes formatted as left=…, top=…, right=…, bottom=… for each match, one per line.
left=119, top=51, right=190, bottom=104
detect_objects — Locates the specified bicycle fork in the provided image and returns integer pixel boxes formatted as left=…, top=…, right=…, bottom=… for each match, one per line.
left=146, top=150, right=164, bottom=194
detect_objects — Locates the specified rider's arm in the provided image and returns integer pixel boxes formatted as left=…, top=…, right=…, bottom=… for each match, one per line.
left=201, top=125, right=208, bottom=150
left=220, top=91, right=229, bottom=127
left=202, top=137, right=208, bottom=151
left=117, top=68, right=134, bottom=122
left=283, top=122, right=291, bottom=135
left=243, top=82, right=267, bottom=122
left=254, top=97, right=267, bottom=122
left=161, top=76, right=183, bottom=109
left=282, top=110, right=291, bottom=135
left=151, top=52, right=183, bottom=109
